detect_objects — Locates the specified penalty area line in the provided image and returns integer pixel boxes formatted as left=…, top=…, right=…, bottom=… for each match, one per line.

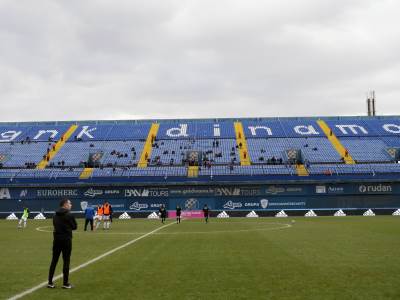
left=8, top=221, right=175, bottom=300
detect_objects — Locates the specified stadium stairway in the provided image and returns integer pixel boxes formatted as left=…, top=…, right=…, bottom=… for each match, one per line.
left=317, top=120, right=355, bottom=164
left=296, top=164, right=309, bottom=176
left=234, top=122, right=251, bottom=166
left=138, top=123, right=160, bottom=168
left=79, top=167, right=93, bottom=179
left=187, top=165, right=199, bottom=178
left=37, top=125, right=79, bottom=169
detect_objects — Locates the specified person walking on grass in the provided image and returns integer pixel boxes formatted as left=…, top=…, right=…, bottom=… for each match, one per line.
left=18, top=207, right=29, bottom=229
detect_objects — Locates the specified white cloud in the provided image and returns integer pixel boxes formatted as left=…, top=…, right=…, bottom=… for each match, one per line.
left=0, top=0, right=399, bottom=122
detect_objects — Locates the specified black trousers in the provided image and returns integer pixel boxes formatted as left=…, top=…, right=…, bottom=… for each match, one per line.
left=48, top=239, right=72, bottom=285
left=84, top=218, right=93, bottom=231
left=161, top=214, right=167, bottom=222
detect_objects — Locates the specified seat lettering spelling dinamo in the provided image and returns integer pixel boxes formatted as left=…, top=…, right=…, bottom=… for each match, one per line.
left=1, top=121, right=400, bottom=142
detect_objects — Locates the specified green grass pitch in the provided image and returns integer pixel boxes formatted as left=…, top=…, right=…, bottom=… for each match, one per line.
left=1, top=216, right=400, bottom=299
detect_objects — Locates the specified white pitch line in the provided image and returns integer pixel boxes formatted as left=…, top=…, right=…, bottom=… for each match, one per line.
left=36, top=222, right=292, bottom=235
left=8, top=221, right=175, bottom=300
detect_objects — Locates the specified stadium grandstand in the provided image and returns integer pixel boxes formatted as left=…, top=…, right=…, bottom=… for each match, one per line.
left=0, top=115, right=400, bottom=216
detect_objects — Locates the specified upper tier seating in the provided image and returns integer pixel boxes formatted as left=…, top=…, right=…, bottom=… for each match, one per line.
left=0, top=116, right=399, bottom=179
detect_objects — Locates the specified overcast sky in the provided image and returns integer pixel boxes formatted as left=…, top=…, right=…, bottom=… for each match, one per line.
left=0, top=0, right=399, bottom=122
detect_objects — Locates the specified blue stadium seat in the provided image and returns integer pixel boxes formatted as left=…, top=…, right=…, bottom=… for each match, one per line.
left=0, top=117, right=399, bottom=180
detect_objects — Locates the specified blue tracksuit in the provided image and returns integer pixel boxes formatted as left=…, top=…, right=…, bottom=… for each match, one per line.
left=84, top=207, right=95, bottom=231
left=84, top=207, right=95, bottom=220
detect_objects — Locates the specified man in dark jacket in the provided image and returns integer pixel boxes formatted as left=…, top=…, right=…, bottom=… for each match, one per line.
left=48, top=199, right=77, bottom=289
left=176, top=205, right=182, bottom=224
left=159, top=204, right=167, bottom=224
left=203, top=204, right=210, bottom=223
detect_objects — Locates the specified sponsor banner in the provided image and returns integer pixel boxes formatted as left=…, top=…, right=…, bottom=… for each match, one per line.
left=314, top=183, right=396, bottom=195
left=83, top=188, right=121, bottom=198
left=124, top=188, right=169, bottom=198
left=0, top=187, right=122, bottom=200
left=0, top=188, right=84, bottom=200
left=0, top=183, right=400, bottom=202
left=315, top=185, right=346, bottom=194
left=264, top=185, right=306, bottom=195
left=214, top=187, right=261, bottom=197
left=315, top=185, right=326, bottom=194
left=0, top=188, right=12, bottom=200
left=168, top=210, right=204, bottom=218
left=128, top=200, right=167, bottom=211
left=221, top=198, right=307, bottom=210
left=223, top=200, right=243, bottom=210
left=37, top=188, right=79, bottom=198
left=169, top=187, right=215, bottom=197
left=169, top=186, right=262, bottom=197
left=1, top=195, right=400, bottom=212
left=170, top=185, right=305, bottom=197
left=75, top=199, right=126, bottom=210
left=357, top=184, right=393, bottom=194
left=326, top=186, right=345, bottom=194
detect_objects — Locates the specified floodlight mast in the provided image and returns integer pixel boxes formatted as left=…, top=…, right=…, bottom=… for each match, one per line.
left=372, top=91, right=376, bottom=116
left=366, top=91, right=376, bottom=116
left=367, top=93, right=371, bottom=116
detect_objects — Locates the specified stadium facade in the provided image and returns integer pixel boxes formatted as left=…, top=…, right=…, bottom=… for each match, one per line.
left=0, top=116, right=399, bottom=216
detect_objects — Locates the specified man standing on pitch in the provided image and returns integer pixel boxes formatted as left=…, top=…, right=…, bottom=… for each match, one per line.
left=48, top=199, right=77, bottom=289
left=102, top=201, right=112, bottom=230
left=95, top=204, right=103, bottom=230
left=159, top=204, right=167, bottom=224
left=203, top=204, right=210, bottom=223
left=176, top=205, right=182, bottom=224
left=84, top=205, right=95, bottom=231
